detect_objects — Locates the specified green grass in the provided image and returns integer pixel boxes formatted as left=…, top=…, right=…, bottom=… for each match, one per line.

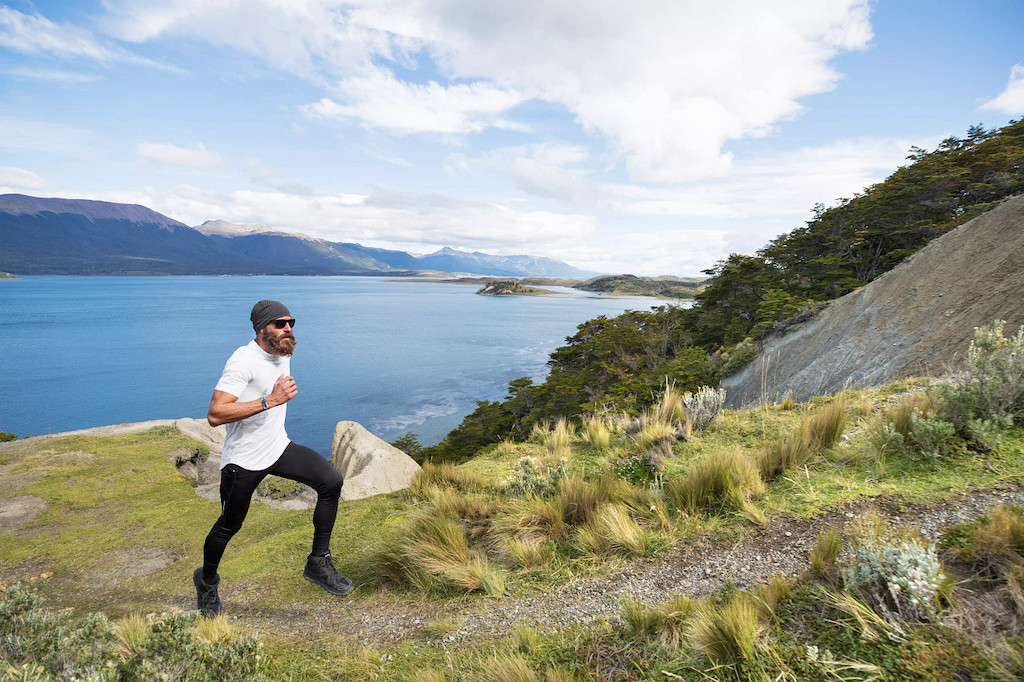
left=2, top=379, right=1024, bottom=679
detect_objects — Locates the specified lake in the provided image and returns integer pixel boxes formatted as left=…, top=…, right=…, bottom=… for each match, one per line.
left=0, top=276, right=671, bottom=455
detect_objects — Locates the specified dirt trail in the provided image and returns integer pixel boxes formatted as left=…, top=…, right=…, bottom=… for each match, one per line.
left=225, top=485, right=1024, bottom=648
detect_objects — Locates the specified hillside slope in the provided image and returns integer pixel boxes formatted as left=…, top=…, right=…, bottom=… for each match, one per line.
left=722, top=193, right=1024, bottom=407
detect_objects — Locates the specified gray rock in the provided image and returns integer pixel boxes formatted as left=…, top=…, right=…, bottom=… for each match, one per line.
left=331, top=421, right=421, bottom=501
left=722, top=194, right=1024, bottom=408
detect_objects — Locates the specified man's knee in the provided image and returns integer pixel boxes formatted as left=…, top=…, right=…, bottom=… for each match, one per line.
left=321, top=469, right=344, bottom=499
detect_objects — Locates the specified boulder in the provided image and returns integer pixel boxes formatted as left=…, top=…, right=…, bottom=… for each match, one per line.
left=331, top=421, right=421, bottom=501
left=174, top=417, right=225, bottom=454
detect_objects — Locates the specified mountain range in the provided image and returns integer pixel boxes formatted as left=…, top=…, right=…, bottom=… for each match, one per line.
left=0, top=194, right=596, bottom=279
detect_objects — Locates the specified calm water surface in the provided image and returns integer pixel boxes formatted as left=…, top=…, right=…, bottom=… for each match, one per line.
left=1, top=276, right=668, bottom=454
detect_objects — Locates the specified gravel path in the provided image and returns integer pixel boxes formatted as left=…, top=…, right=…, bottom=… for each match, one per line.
left=235, top=484, right=1024, bottom=647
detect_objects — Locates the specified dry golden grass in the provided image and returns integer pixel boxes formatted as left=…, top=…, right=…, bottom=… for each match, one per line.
left=411, top=460, right=490, bottom=496
left=689, top=596, right=760, bottom=663
left=809, top=527, right=843, bottom=579
left=806, top=394, right=848, bottom=452
left=576, top=503, right=657, bottom=557
left=665, top=448, right=764, bottom=515
left=581, top=415, right=612, bottom=449
left=556, top=473, right=621, bottom=526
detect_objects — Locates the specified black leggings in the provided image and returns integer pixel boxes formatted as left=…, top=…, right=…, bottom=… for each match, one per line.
left=202, top=442, right=344, bottom=580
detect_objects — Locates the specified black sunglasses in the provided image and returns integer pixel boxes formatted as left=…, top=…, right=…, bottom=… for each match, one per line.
left=271, top=318, right=296, bottom=329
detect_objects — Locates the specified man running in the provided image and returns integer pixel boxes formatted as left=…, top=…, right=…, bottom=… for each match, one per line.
left=193, top=299, right=352, bottom=617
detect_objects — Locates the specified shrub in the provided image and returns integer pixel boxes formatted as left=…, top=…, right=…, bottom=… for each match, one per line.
left=665, top=448, right=764, bottom=516
left=0, top=582, right=270, bottom=681
left=502, top=457, right=569, bottom=498
left=842, top=534, right=944, bottom=623
left=682, top=386, right=726, bottom=433
left=941, top=320, right=1024, bottom=433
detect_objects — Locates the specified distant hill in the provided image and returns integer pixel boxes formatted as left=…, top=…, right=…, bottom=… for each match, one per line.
left=0, top=194, right=594, bottom=278
left=575, top=274, right=707, bottom=299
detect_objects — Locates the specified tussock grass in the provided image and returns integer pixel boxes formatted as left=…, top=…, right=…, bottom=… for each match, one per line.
left=806, top=394, right=847, bottom=452
left=112, top=613, right=148, bottom=659
left=657, top=593, right=694, bottom=650
left=968, top=504, right=1024, bottom=571
left=581, top=415, right=612, bottom=449
left=475, top=650, right=537, bottom=682
left=756, top=420, right=813, bottom=481
left=655, top=382, right=687, bottom=425
left=632, top=421, right=677, bottom=452
left=809, top=527, right=843, bottom=579
left=665, top=448, right=764, bottom=516
left=412, top=460, right=490, bottom=496
left=689, top=596, right=760, bottom=662
left=756, top=395, right=846, bottom=481
left=514, top=625, right=543, bottom=654
left=556, top=473, right=621, bottom=526
left=428, top=488, right=500, bottom=542
left=194, top=613, right=239, bottom=643
left=545, top=418, right=576, bottom=459
left=369, top=516, right=505, bottom=595
left=620, top=596, right=662, bottom=638
left=576, top=503, right=658, bottom=557
left=505, top=537, right=554, bottom=568
left=496, top=496, right=567, bottom=545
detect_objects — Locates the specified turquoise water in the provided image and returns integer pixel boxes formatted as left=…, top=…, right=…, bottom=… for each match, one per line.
left=1, top=276, right=665, bottom=454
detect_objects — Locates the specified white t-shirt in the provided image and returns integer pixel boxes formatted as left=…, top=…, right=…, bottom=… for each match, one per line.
left=214, top=340, right=291, bottom=470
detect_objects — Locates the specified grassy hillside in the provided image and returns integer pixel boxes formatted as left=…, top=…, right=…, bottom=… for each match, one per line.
left=3, top=324, right=1024, bottom=680
left=419, top=119, right=1024, bottom=463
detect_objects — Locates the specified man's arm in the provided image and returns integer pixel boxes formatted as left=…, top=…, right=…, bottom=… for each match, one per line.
left=207, top=374, right=298, bottom=427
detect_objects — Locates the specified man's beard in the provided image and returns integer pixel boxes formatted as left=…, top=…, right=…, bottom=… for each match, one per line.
left=264, top=332, right=296, bottom=356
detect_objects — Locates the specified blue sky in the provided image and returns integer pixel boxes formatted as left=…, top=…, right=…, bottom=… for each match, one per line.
left=1, top=0, right=1022, bottom=276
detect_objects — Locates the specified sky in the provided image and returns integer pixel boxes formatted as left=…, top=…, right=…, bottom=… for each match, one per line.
left=1, top=1, right=1022, bottom=276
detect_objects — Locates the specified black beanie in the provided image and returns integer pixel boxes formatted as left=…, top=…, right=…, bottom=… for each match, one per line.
left=250, top=300, right=291, bottom=333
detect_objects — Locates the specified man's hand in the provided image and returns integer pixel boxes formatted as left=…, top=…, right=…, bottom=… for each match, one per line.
left=207, top=374, right=297, bottom=427
left=268, top=374, right=298, bottom=407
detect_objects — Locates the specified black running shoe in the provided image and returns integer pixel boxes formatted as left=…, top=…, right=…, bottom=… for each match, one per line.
left=193, top=567, right=221, bottom=617
left=303, top=553, right=354, bottom=596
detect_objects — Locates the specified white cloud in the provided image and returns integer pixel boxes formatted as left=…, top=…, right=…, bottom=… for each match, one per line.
left=381, top=0, right=875, bottom=182
left=0, top=7, right=168, bottom=69
left=101, top=0, right=874, bottom=182
left=0, top=167, right=48, bottom=191
left=303, top=67, right=525, bottom=134
left=89, top=184, right=595, bottom=260
left=449, top=143, right=598, bottom=209
left=981, top=64, right=1024, bottom=115
left=2, top=66, right=101, bottom=83
left=135, top=142, right=225, bottom=169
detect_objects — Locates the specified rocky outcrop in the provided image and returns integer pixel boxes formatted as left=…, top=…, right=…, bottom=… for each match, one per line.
left=722, top=194, right=1024, bottom=408
left=331, top=421, right=421, bottom=501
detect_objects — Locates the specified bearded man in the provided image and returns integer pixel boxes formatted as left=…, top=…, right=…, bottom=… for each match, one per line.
left=193, top=300, right=351, bottom=617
